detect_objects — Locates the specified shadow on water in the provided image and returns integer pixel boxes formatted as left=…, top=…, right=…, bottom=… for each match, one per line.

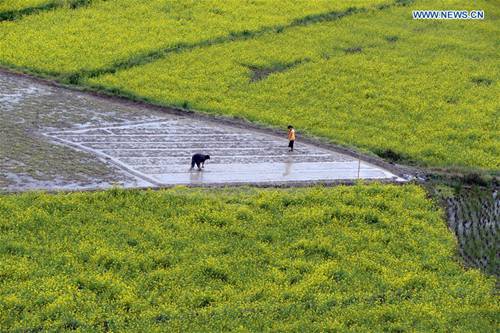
left=445, top=188, right=499, bottom=278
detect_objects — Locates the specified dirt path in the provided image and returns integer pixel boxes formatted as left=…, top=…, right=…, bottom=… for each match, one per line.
left=0, top=71, right=405, bottom=191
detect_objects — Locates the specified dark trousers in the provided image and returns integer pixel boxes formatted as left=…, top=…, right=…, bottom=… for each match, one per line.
left=288, top=140, right=295, bottom=150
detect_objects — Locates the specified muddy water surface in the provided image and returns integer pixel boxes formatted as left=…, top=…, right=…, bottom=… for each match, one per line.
left=446, top=188, right=499, bottom=278
left=1, top=71, right=402, bottom=191
left=0, top=72, right=159, bottom=190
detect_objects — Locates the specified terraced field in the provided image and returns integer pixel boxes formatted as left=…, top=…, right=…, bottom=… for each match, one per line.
left=0, top=0, right=91, bottom=21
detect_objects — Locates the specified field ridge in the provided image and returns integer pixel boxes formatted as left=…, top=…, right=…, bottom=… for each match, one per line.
left=67, top=7, right=367, bottom=84
left=0, top=0, right=92, bottom=21
left=57, top=1, right=415, bottom=84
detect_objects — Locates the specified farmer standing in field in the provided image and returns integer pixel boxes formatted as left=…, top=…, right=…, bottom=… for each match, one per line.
left=287, top=125, right=296, bottom=152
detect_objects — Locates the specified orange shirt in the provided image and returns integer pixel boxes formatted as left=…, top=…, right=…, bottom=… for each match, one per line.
left=288, top=129, right=296, bottom=141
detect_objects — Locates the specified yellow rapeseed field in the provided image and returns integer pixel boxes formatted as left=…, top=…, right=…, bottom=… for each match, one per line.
left=0, top=0, right=385, bottom=73
left=0, top=186, right=498, bottom=331
left=0, top=0, right=50, bottom=12
left=89, top=0, right=499, bottom=169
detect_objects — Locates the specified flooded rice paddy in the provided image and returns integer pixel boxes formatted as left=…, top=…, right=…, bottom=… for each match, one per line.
left=446, top=189, right=499, bottom=278
left=1, top=71, right=401, bottom=190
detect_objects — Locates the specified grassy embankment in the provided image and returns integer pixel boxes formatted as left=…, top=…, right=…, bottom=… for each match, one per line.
left=1, top=185, right=498, bottom=331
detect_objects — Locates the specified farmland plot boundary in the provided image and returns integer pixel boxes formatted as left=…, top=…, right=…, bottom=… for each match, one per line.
left=76, top=0, right=421, bottom=83
left=68, top=6, right=368, bottom=84
left=0, top=0, right=93, bottom=21
left=0, top=0, right=413, bottom=84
